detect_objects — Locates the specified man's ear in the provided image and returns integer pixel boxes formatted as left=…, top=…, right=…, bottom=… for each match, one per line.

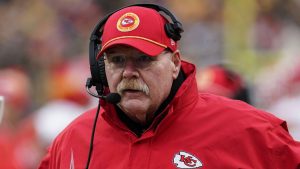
left=171, top=50, right=181, bottom=79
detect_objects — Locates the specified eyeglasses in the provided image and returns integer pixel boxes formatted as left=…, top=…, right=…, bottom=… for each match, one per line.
left=104, top=53, right=157, bottom=70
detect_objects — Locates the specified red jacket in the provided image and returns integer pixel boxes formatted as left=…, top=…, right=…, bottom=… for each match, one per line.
left=39, top=61, right=300, bottom=169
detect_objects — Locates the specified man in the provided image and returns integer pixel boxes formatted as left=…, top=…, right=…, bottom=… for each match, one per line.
left=38, top=4, right=300, bottom=169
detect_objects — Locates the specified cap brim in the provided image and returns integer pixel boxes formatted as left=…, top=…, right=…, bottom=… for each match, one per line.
left=96, top=38, right=166, bottom=60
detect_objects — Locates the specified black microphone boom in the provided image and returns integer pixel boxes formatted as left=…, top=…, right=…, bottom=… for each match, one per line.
left=86, top=78, right=121, bottom=104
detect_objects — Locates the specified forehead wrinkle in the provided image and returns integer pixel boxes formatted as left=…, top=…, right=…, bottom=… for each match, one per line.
left=105, top=45, right=145, bottom=55
left=105, top=48, right=148, bottom=57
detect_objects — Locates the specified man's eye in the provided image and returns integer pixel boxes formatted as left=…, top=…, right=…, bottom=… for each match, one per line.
left=137, top=55, right=154, bottom=63
left=109, top=56, right=125, bottom=64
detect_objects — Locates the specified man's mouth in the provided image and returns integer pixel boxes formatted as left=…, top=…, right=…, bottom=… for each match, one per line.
left=122, top=89, right=141, bottom=93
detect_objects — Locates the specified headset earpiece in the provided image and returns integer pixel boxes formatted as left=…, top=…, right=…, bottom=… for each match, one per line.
left=164, top=22, right=183, bottom=41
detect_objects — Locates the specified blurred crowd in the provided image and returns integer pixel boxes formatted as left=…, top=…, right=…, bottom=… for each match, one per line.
left=0, top=0, right=300, bottom=168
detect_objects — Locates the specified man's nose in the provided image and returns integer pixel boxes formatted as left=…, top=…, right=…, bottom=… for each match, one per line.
left=122, top=59, right=139, bottom=78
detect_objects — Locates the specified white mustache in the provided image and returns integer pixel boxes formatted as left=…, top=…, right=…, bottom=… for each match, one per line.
left=117, top=79, right=149, bottom=95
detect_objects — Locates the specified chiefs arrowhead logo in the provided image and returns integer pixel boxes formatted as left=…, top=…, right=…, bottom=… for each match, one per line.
left=117, top=12, right=140, bottom=32
left=173, top=151, right=203, bottom=168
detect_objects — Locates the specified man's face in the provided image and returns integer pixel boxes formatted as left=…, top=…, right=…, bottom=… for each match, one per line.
left=104, top=45, right=181, bottom=125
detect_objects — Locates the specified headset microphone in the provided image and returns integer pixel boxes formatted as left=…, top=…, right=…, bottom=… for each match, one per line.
left=105, top=93, right=121, bottom=104
left=86, top=77, right=121, bottom=104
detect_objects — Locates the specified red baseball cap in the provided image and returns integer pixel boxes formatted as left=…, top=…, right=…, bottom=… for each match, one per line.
left=96, top=6, right=178, bottom=59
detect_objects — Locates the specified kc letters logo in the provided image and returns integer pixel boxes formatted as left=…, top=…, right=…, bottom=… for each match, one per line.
left=173, top=151, right=203, bottom=168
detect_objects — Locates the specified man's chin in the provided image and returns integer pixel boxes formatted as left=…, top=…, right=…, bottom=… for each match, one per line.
left=119, top=99, right=148, bottom=114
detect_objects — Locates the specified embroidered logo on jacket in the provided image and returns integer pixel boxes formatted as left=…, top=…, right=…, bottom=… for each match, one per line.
left=173, top=151, right=203, bottom=168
